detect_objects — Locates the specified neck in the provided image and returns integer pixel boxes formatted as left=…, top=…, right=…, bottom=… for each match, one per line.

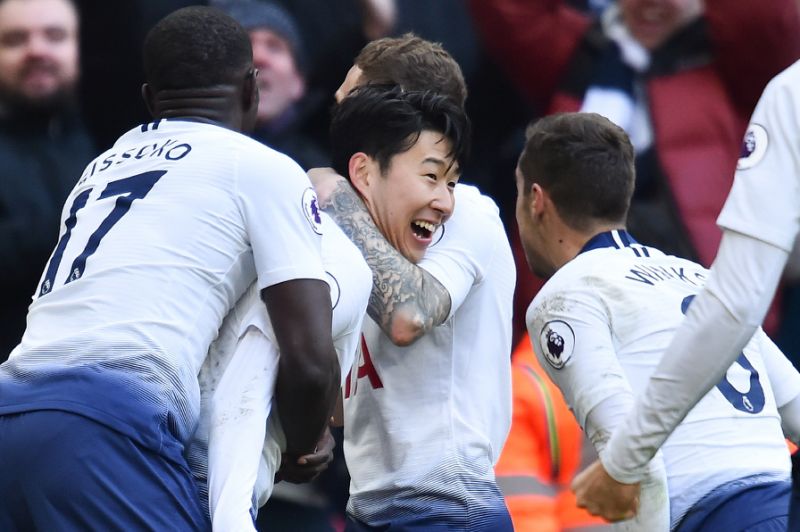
left=150, top=86, right=243, bottom=131
left=551, top=222, right=624, bottom=271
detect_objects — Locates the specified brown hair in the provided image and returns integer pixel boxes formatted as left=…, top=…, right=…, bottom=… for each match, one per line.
left=354, top=33, right=467, bottom=108
left=518, top=113, right=635, bottom=231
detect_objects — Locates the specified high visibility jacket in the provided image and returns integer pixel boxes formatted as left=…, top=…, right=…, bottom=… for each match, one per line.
left=495, top=334, right=610, bottom=531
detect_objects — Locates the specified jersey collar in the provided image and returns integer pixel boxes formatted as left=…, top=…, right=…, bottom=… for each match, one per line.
left=579, top=229, right=638, bottom=255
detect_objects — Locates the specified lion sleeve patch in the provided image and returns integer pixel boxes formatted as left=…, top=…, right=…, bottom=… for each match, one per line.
left=539, top=320, right=575, bottom=369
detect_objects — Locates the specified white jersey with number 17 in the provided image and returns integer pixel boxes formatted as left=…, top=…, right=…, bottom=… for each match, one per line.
left=0, top=119, right=326, bottom=462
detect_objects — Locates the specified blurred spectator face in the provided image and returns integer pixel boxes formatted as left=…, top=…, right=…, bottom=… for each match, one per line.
left=619, top=0, right=703, bottom=50
left=0, top=0, right=78, bottom=109
left=250, top=28, right=304, bottom=125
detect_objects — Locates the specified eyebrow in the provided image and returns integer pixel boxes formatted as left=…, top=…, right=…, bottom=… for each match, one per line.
left=421, top=157, right=447, bottom=168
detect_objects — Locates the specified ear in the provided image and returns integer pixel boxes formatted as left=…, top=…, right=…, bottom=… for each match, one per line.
left=141, top=83, right=155, bottom=118
left=530, top=183, right=546, bottom=218
left=242, top=68, right=259, bottom=113
left=347, top=152, right=372, bottom=197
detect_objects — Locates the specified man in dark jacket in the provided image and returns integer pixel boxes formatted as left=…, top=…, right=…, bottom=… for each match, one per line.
left=0, top=0, right=95, bottom=361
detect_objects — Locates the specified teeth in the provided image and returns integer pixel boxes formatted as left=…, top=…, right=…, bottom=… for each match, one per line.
left=413, top=220, right=436, bottom=233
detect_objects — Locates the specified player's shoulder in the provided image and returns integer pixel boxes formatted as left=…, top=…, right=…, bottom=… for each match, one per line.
left=447, top=183, right=507, bottom=242
left=454, top=183, right=501, bottom=216
left=752, top=59, right=800, bottom=121
left=528, top=249, right=623, bottom=318
left=767, top=59, right=800, bottom=93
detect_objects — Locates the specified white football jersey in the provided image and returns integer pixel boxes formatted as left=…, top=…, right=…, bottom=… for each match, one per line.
left=186, top=212, right=371, bottom=527
left=343, top=184, right=515, bottom=525
left=0, top=120, right=326, bottom=460
left=717, top=59, right=800, bottom=252
left=528, top=230, right=793, bottom=527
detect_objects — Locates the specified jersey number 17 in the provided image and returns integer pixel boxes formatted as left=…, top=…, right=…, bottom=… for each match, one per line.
left=38, top=171, right=166, bottom=297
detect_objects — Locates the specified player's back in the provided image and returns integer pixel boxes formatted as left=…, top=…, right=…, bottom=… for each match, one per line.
left=530, top=230, right=791, bottom=526
left=0, top=119, right=318, bottom=457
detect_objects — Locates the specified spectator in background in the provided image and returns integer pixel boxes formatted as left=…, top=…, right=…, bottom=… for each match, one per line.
left=0, top=0, right=94, bottom=362
left=75, top=0, right=201, bottom=150
left=221, top=0, right=328, bottom=170
left=470, top=0, right=800, bottom=338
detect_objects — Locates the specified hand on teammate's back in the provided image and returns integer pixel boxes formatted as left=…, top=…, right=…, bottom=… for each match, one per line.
left=276, top=426, right=336, bottom=484
left=572, top=459, right=640, bottom=522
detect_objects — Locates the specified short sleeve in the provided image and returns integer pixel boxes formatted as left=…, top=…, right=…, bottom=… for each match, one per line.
left=419, top=186, right=506, bottom=319
left=527, top=284, right=633, bottom=430
left=236, top=149, right=326, bottom=289
left=717, top=63, right=800, bottom=252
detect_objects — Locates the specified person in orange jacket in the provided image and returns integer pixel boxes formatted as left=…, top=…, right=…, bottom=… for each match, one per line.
left=495, top=333, right=610, bottom=531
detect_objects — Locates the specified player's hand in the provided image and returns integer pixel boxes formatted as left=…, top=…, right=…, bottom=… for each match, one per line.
left=276, top=427, right=335, bottom=484
left=307, top=167, right=346, bottom=208
left=572, top=459, right=640, bottom=522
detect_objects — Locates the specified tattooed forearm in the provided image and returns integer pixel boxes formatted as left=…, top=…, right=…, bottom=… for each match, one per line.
left=323, top=180, right=451, bottom=343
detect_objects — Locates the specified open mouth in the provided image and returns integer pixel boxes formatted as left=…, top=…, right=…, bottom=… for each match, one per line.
left=411, top=220, right=436, bottom=240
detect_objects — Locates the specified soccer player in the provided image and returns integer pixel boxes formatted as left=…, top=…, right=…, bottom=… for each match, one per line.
left=516, top=112, right=800, bottom=530
left=570, top=60, right=800, bottom=527
left=187, top=207, right=371, bottom=530
left=0, top=7, right=339, bottom=529
left=187, top=86, right=471, bottom=529
left=313, top=36, right=517, bottom=531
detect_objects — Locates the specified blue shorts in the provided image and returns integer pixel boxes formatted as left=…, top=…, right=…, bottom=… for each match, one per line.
left=345, top=500, right=513, bottom=532
left=675, top=476, right=790, bottom=532
left=0, top=410, right=210, bottom=531
left=789, top=451, right=800, bottom=532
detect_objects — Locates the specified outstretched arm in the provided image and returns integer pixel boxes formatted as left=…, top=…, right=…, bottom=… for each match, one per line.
left=311, top=169, right=451, bottom=346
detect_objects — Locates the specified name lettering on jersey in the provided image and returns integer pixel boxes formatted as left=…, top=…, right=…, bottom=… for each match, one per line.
left=539, top=320, right=575, bottom=370
left=624, top=265, right=705, bottom=287
left=344, top=334, right=384, bottom=398
left=78, top=139, right=193, bottom=185
left=737, top=123, right=768, bottom=171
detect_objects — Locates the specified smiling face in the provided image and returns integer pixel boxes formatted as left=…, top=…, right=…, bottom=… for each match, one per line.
left=354, top=130, right=459, bottom=263
left=619, top=0, right=702, bottom=50
left=0, top=0, right=78, bottom=108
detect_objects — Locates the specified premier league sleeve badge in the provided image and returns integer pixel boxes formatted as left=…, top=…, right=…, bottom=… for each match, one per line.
left=539, top=320, right=575, bottom=369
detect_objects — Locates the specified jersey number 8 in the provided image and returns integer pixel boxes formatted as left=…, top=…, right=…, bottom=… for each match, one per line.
left=681, top=295, right=765, bottom=414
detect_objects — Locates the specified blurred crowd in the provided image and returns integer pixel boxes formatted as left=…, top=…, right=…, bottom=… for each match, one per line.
left=2, top=0, right=800, bottom=530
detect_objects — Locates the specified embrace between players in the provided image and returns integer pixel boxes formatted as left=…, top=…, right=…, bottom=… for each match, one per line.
left=0, top=6, right=798, bottom=532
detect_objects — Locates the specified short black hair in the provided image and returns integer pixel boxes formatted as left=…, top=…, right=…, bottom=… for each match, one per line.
left=518, top=112, right=635, bottom=230
left=330, top=85, right=470, bottom=179
left=143, top=6, right=253, bottom=91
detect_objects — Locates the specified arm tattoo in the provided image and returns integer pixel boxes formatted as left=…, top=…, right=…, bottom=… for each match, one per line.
left=323, top=180, right=451, bottom=338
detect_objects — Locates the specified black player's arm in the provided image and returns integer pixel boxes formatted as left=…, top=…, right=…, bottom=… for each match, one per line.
left=322, top=179, right=450, bottom=346
left=262, top=279, right=340, bottom=456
